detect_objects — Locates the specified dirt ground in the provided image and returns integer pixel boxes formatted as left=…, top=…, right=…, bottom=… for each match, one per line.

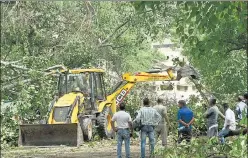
left=2, top=139, right=165, bottom=158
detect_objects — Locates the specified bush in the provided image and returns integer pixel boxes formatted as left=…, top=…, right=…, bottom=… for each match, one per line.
left=155, top=136, right=247, bottom=158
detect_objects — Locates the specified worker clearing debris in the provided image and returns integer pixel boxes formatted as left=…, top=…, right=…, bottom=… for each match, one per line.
left=203, top=98, right=225, bottom=138
left=18, top=65, right=199, bottom=147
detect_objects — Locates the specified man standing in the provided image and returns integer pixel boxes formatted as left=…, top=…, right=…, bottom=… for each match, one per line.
left=153, top=98, right=170, bottom=146
left=218, top=103, right=236, bottom=144
left=136, top=98, right=161, bottom=158
left=204, top=98, right=225, bottom=137
left=177, top=100, right=194, bottom=143
left=235, top=96, right=247, bottom=121
left=111, top=103, right=133, bottom=158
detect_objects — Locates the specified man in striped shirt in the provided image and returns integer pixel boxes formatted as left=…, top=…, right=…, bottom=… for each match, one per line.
left=136, top=98, right=162, bottom=158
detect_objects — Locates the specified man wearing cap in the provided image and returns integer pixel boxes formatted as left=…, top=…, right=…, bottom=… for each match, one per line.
left=177, top=100, right=194, bottom=143
left=204, top=98, right=225, bottom=137
left=153, top=98, right=170, bottom=146
left=218, top=103, right=236, bottom=144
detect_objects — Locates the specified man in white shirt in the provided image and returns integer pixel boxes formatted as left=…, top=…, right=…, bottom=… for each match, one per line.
left=218, top=103, right=236, bottom=144
left=235, top=96, right=247, bottom=121
left=111, top=103, right=133, bottom=158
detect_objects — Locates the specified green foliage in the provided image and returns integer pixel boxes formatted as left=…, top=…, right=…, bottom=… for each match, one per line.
left=155, top=136, right=247, bottom=158
left=132, top=1, right=248, bottom=98
left=1, top=105, right=19, bottom=149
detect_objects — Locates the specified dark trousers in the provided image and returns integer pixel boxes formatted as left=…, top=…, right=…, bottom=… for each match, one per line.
left=178, top=128, right=192, bottom=143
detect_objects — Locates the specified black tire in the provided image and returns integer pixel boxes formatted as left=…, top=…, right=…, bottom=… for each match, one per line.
left=82, top=118, right=93, bottom=141
left=97, top=106, right=114, bottom=138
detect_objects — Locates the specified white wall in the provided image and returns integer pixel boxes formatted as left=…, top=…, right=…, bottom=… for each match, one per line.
left=152, top=39, right=199, bottom=101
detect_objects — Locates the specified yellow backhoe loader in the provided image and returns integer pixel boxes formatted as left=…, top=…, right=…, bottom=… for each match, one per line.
left=18, top=65, right=199, bottom=146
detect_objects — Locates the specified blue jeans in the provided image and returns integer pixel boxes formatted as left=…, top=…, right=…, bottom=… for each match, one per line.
left=117, top=129, right=130, bottom=158
left=218, top=128, right=230, bottom=144
left=141, top=125, right=155, bottom=158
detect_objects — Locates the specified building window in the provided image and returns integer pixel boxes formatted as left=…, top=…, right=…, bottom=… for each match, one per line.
left=184, top=86, right=188, bottom=92
left=177, top=85, right=188, bottom=92
left=160, top=85, right=173, bottom=91
left=192, top=86, right=196, bottom=91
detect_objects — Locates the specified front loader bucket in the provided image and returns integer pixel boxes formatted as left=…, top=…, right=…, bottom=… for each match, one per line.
left=18, top=123, right=83, bottom=147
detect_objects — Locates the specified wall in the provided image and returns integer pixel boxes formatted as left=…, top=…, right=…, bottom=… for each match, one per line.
left=152, top=39, right=199, bottom=102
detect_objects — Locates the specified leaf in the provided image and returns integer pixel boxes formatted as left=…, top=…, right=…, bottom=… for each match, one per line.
left=188, top=28, right=194, bottom=35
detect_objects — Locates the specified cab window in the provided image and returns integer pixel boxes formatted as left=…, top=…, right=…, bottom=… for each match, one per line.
left=94, top=73, right=105, bottom=100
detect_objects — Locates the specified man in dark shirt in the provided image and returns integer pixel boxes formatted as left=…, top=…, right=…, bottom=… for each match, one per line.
left=177, top=100, right=194, bottom=143
left=204, top=98, right=225, bottom=137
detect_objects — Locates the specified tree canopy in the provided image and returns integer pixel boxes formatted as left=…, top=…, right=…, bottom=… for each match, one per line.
left=132, top=1, right=247, bottom=98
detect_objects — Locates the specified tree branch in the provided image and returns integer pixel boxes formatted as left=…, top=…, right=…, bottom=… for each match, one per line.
left=1, top=79, right=32, bottom=90
left=1, top=60, right=29, bottom=70
left=99, top=18, right=131, bottom=45
left=226, top=45, right=247, bottom=53
left=44, top=65, right=67, bottom=72
left=114, top=26, right=129, bottom=40
left=99, top=44, right=127, bottom=49
left=188, top=77, right=209, bottom=104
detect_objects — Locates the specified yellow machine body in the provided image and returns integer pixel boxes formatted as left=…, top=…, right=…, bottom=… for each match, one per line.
left=19, top=66, right=198, bottom=146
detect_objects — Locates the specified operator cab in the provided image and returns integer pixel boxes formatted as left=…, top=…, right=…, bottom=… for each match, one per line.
left=57, top=69, right=107, bottom=110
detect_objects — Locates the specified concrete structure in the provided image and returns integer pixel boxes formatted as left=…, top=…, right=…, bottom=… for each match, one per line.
left=152, top=39, right=199, bottom=102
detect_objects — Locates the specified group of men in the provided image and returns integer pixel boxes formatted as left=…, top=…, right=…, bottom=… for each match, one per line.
left=111, top=97, right=194, bottom=158
left=111, top=92, right=248, bottom=158
left=204, top=93, right=248, bottom=144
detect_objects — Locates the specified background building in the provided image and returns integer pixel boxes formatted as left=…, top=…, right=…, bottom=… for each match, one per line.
left=152, top=39, right=199, bottom=103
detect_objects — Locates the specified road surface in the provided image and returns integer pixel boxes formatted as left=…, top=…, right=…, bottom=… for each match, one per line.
left=2, top=139, right=165, bottom=158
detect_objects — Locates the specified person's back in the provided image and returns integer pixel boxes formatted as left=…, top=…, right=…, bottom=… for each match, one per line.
left=113, top=111, right=132, bottom=128
left=111, top=103, right=132, bottom=158
left=138, top=98, right=161, bottom=158
left=218, top=103, right=236, bottom=144
left=177, top=100, right=194, bottom=143
left=224, top=108, right=236, bottom=130
left=153, top=104, right=166, bottom=123
left=178, top=106, right=194, bottom=129
left=236, top=97, right=247, bottom=120
left=153, top=98, right=169, bottom=146
left=139, top=106, right=161, bottom=126
left=206, top=106, right=218, bottom=127
left=204, top=101, right=220, bottom=137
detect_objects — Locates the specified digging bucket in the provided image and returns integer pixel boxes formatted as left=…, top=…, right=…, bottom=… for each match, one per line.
left=18, top=123, right=83, bottom=147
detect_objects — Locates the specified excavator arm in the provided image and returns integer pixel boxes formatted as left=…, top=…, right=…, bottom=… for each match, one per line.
left=98, top=66, right=199, bottom=113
